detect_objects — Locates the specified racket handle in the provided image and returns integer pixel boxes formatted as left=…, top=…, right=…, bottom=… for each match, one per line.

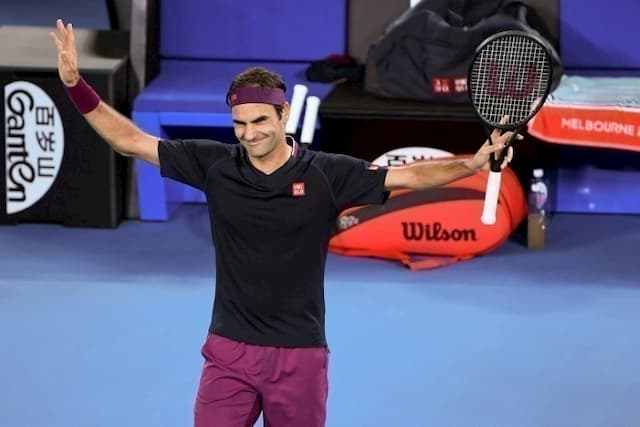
left=300, top=96, right=320, bottom=146
left=285, top=84, right=308, bottom=134
left=490, top=131, right=517, bottom=172
left=481, top=170, right=502, bottom=225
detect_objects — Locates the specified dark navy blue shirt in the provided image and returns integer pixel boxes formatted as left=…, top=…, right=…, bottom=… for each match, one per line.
left=159, top=138, right=388, bottom=347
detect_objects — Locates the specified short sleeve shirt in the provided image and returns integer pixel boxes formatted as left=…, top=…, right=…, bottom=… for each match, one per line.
left=159, top=138, right=388, bottom=347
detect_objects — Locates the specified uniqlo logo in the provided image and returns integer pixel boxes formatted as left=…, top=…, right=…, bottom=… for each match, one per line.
left=454, top=77, right=468, bottom=93
left=292, top=182, right=306, bottom=197
left=431, top=77, right=452, bottom=94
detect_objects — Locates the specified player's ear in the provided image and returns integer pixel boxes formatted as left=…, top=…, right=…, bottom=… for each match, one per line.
left=280, top=102, right=290, bottom=123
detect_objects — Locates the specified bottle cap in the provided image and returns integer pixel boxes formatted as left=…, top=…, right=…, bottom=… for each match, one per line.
left=533, top=168, right=544, bottom=178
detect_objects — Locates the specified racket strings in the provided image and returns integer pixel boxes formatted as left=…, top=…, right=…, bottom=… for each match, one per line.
left=470, top=35, right=551, bottom=127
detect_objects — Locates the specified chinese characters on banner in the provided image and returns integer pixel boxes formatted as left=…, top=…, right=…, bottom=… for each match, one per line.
left=4, top=81, right=64, bottom=214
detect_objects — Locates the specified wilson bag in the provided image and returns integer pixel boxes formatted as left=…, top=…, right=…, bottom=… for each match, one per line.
left=328, top=149, right=527, bottom=270
left=364, top=0, right=562, bottom=103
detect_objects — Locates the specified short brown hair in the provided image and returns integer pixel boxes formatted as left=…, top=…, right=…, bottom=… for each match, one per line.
left=226, top=67, right=287, bottom=118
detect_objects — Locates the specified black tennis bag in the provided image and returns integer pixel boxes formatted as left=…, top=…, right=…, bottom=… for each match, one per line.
left=364, top=0, right=562, bottom=103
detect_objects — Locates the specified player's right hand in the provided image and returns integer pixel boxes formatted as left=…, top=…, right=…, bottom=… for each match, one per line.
left=49, top=19, right=80, bottom=87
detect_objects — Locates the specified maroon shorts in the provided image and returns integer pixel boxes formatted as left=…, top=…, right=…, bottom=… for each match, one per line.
left=194, top=333, right=329, bottom=427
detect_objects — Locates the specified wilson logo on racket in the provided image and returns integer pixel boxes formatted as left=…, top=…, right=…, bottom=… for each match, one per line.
left=291, top=182, right=306, bottom=197
left=487, top=62, right=540, bottom=99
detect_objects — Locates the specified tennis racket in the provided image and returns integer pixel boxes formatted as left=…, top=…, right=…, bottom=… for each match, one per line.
left=468, top=30, right=554, bottom=225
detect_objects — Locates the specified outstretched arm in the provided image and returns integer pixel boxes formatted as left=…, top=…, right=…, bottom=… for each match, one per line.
left=50, top=19, right=159, bottom=166
left=384, top=126, right=518, bottom=191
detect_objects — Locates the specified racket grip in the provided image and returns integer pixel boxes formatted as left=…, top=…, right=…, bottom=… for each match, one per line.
left=481, top=170, right=502, bottom=225
left=285, top=84, right=308, bottom=134
left=300, top=96, right=320, bottom=145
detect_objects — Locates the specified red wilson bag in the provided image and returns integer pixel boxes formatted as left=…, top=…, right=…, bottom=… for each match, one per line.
left=329, top=153, right=527, bottom=270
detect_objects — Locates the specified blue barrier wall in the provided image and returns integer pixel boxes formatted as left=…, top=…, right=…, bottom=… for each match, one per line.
left=560, top=1, right=640, bottom=70
left=159, top=0, right=346, bottom=61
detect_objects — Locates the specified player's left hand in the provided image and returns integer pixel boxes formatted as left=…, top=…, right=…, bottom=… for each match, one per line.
left=466, top=116, right=521, bottom=171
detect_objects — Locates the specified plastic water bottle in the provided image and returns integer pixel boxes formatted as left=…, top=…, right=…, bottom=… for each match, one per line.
left=527, top=168, right=549, bottom=250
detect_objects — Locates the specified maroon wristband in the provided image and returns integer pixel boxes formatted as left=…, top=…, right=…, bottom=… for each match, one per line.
left=64, top=76, right=101, bottom=114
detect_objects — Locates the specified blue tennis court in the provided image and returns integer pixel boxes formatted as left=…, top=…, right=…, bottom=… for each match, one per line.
left=1, top=205, right=639, bottom=427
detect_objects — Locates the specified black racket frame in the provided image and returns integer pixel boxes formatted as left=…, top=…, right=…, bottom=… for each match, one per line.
left=467, top=30, right=556, bottom=171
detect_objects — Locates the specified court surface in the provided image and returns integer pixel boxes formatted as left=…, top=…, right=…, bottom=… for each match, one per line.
left=1, top=205, right=639, bottom=427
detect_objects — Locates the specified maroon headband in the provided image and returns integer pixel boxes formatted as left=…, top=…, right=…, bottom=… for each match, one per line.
left=228, top=86, right=286, bottom=107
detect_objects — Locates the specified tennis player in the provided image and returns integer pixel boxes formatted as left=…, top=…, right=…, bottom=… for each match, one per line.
left=51, top=18, right=516, bottom=427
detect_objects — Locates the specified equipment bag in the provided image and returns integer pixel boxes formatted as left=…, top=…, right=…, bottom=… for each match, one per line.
left=364, top=0, right=562, bottom=103
left=328, top=153, right=527, bottom=270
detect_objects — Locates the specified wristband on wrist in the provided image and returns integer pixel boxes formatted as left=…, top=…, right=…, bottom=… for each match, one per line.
left=64, top=76, right=101, bottom=114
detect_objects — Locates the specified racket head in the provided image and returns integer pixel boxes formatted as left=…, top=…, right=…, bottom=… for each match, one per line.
left=468, top=30, right=554, bottom=130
